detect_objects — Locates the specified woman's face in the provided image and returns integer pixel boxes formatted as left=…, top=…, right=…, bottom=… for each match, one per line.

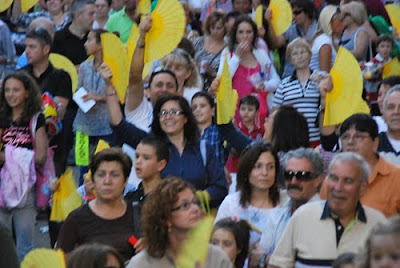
left=192, top=96, right=214, bottom=126
left=211, top=228, right=240, bottom=264
left=168, top=188, right=201, bottom=231
left=47, top=0, right=64, bottom=14
left=210, top=20, right=225, bottom=40
left=159, top=100, right=188, bottom=137
left=331, top=13, right=345, bottom=35
left=236, top=22, right=254, bottom=45
left=165, top=61, right=191, bottom=89
left=369, top=234, right=400, bottom=268
left=93, top=161, right=127, bottom=202
left=95, top=0, right=111, bottom=19
left=4, top=78, right=28, bottom=111
left=290, top=46, right=311, bottom=70
left=249, top=152, right=276, bottom=192
left=84, top=31, right=101, bottom=56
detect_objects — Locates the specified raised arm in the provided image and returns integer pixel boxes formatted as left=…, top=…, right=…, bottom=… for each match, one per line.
left=125, top=16, right=152, bottom=113
left=264, top=8, right=287, bottom=49
left=11, top=0, right=22, bottom=21
left=100, top=62, right=148, bottom=148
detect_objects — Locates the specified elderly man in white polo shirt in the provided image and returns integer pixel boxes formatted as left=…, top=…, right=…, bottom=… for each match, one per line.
left=268, top=152, right=386, bottom=268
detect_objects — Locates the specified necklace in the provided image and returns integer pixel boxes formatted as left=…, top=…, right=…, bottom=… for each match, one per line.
left=251, top=198, right=269, bottom=222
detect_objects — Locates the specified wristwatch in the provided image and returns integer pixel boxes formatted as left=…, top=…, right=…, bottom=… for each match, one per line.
left=258, top=253, right=268, bottom=268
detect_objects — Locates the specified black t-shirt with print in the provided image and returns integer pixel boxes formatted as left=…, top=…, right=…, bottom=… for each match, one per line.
left=0, top=114, right=45, bottom=151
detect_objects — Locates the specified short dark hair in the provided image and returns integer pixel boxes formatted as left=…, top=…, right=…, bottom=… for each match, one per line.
left=229, top=15, right=258, bottom=52
left=237, top=142, right=280, bottom=207
left=339, top=113, right=378, bottom=140
left=375, top=34, right=393, bottom=47
left=138, top=136, right=170, bottom=162
left=26, top=27, right=53, bottom=48
left=291, top=0, right=317, bottom=20
left=148, top=69, right=179, bottom=91
left=151, top=95, right=200, bottom=145
left=192, top=91, right=215, bottom=108
left=213, top=217, right=251, bottom=268
left=239, top=95, right=260, bottom=110
left=89, top=148, right=132, bottom=181
left=66, top=243, right=124, bottom=268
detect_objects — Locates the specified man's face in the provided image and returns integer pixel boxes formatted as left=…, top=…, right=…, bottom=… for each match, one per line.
left=284, top=157, right=321, bottom=202
left=383, top=91, right=400, bottom=133
left=25, top=38, right=49, bottom=64
left=77, top=4, right=96, bottom=32
left=327, top=160, right=365, bottom=218
left=292, top=6, right=307, bottom=26
left=340, top=127, right=378, bottom=160
left=125, top=0, right=138, bottom=10
left=149, top=73, right=177, bottom=105
left=112, top=0, right=125, bottom=11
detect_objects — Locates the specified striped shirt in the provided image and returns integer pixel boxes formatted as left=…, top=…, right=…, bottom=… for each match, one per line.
left=272, top=74, right=320, bottom=141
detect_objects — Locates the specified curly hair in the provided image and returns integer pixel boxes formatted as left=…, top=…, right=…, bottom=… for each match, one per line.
left=140, top=177, right=195, bottom=258
left=0, top=71, right=42, bottom=125
left=228, top=15, right=258, bottom=52
left=236, top=142, right=280, bottom=207
left=151, top=95, right=200, bottom=145
left=213, top=217, right=250, bottom=268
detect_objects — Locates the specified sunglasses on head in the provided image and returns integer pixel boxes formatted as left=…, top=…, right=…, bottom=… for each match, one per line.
left=284, top=170, right=315, bottom=181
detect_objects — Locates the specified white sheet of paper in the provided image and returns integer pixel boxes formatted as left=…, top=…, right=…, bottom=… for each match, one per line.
left=73, top=87, right=96, bottom=113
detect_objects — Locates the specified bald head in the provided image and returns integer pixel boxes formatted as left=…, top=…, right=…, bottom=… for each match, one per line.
left=28, top=17, right=55, bottom=40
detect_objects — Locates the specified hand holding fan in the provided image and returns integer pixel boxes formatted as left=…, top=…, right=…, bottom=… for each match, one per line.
left=323, top=47, right=369, bottom=126
left=269, top=0, right=292, bottom=36
left=101, top=32, right=129, bottom=103
left=144, top=0, right=186, bottom=63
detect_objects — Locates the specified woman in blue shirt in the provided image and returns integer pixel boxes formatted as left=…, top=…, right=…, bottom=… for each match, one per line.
left=102, top=63, right=227, bottom=207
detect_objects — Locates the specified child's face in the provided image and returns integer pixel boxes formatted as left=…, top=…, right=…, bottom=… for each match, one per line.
left=369, top=234, right=400, bottom=268
left=377, top=41, right=392, bottom=60
left=239, top=104, right=258, bottom=126
left=211, top=228, right=240, bottom=264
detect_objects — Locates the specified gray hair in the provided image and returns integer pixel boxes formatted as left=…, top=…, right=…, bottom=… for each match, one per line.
left=383, top=85, right=400, bottom=112
left=70, top=0, right=95, bottom=18
left=328, top=152, right=370, bottom=183
left=283, top=147, right=324, bottom=177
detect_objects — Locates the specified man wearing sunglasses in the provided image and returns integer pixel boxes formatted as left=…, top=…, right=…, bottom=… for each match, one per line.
left=268, top=152, right=386, bottom=268
left=252, top=148, right=322, bottom=268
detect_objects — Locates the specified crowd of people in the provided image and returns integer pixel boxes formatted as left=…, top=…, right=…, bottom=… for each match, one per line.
left=0, top=0, right=400, bottom=267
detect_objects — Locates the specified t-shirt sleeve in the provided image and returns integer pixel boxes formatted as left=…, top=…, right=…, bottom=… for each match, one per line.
left=56, top=210, right=79, bottom=253
left=53, top=70, right=73, bottom=100
left=36, top=113, right=46, bottom=132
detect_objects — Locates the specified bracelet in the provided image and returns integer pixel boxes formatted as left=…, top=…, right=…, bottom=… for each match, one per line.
left=106, top=90, right=117, bottom=97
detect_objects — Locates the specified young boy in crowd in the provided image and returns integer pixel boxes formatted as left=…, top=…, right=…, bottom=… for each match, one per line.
left=364, top=34, right=394, bottom=105
left=226, top=95, right=265, bottom=172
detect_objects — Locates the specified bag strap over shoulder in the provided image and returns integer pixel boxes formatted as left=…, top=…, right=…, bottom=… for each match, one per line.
left=29, top=112, right=41, bottom=148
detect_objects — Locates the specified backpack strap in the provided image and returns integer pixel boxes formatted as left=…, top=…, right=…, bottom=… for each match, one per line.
left=200, top=139, right=207, bottom=167
left=29, top=112, right=41, bottom=149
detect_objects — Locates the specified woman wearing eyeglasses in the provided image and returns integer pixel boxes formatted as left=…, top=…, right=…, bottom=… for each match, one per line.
left=127, top=177, right=232, bottom=268
left=215, top=142, right=280, bottom=244
left=102, top=63, right=227, bottom=207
